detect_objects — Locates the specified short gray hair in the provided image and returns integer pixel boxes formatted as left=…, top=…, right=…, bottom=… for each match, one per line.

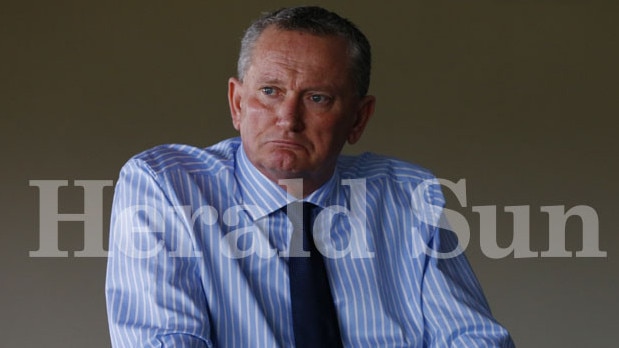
left=237, top=6, right=372, bottom=97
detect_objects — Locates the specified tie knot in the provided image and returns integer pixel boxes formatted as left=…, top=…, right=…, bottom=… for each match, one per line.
left=283, top=201, right=315, bottom=226
left=283, top=201, right=317, bottom=258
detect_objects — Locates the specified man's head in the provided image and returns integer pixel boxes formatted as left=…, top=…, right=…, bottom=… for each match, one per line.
left=228, top=6, right=375, bottom=196
left=237, top=6, right=372, bottom=97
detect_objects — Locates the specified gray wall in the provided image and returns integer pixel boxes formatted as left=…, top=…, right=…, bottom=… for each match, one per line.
left=2, top=0, right=617, bottom=346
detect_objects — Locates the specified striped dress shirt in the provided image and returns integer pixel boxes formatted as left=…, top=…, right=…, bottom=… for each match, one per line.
left=106, top=137, right=514, bottom=347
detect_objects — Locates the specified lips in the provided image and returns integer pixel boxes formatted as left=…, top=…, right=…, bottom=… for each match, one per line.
left=268, top=138, right=306, bottom=149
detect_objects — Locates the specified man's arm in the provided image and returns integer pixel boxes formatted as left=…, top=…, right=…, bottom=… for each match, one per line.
left=105, top=159, right=212, bottom=347
left=421, top=227, right=515, bottom=347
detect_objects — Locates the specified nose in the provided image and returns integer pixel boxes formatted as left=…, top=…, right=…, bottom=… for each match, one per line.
left=276, top=96, right=304, bottom=132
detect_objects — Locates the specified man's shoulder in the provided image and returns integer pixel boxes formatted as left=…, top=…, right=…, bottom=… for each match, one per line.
left=125, top=137, right=241, bottom=177
left=337, top=152, right=438, bottom=184
left=337, top=152, right=445, bottom=208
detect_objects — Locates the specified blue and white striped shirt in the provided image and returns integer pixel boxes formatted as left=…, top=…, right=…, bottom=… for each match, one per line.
left=106, top=137, right=514, bottom=347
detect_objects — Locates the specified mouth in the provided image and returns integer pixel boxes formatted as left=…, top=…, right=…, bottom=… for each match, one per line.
left=269, top=139, right=305, bottom=149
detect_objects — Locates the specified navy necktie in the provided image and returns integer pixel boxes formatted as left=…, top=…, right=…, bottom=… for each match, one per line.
left=285, top=201, right=343, bottom=348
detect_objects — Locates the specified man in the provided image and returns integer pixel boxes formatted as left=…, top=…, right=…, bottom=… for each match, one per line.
left=106, top=6, right=515, bottom=347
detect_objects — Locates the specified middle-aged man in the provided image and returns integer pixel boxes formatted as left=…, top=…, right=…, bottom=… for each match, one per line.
left=106, top=6, right=515, bottom=347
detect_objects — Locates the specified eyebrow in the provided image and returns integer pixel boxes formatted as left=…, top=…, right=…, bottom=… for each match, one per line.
left=255, top=77, right=339, bottom=94
left=257, top=77, right=282, bottom=85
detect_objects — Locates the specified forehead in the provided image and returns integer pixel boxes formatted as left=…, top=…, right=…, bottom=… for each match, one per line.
left=254, top=26, right=347, bottom=48
left=247, top=27, right=352, bottom=86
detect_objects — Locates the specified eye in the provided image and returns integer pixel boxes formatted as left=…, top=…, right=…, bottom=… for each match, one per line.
left=309, top=94, right=331, bottom=104
left=261, top=87, right=276, bottom=96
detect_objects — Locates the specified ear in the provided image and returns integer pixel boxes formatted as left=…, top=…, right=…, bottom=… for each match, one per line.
left=347, top=95, right=376, bottom=144
left=228, top=77, right=243, bottom=131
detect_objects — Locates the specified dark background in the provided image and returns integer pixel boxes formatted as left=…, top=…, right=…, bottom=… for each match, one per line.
left=2, top=0, right=617, bottom=346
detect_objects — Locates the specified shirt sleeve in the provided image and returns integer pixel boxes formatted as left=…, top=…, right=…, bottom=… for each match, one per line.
left=420, top=226, right=516, bottom=347
left=105, top=158, right=212, bottom=347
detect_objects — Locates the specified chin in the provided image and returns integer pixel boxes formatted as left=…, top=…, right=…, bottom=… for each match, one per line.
left=268, top=150, right=304, bottom=168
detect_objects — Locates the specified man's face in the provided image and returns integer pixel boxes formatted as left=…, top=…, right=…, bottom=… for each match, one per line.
left=228, top=27, right=375, bottom=194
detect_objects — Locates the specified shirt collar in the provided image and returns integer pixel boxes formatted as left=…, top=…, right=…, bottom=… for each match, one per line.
left=234, top=144, right=342, bottom=220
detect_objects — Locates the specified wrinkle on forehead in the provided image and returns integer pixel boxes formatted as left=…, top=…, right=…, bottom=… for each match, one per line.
left=245, top=27, right=353, bottom=93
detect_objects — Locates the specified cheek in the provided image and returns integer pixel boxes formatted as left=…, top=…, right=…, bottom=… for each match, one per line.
left=244, top=97, right=275, bottom=121
left=238, top=98, right=274, bottom=136
left=313, top=115, right=354, bottom=142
